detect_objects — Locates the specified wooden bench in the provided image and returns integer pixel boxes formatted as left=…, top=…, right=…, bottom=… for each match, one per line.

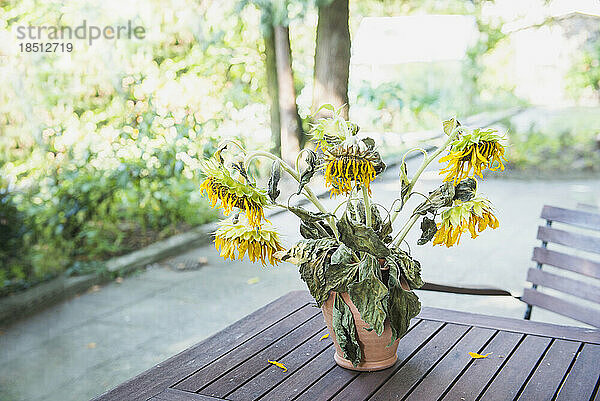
left=421, top=205, right=600, bottom=327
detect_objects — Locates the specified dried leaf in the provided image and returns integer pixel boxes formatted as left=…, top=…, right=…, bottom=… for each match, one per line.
left=414, top=182, right=455, bottom=216
left=348, top=255, right=388, bottom=336
left=297, top=150, right=318, bottom=195
left=453, top=178, right=477, bottom=202
left=267, top=160, right=281, bottom=203
left=267, top=360, right=288, bottom=372
left=319, top=333, right=330, bottom=341
left=231, top=159, right=252, bottom=185
left=468, top=352, right=491, bottom=359
left=337, top=213, right=390, bottom=259
left=417, top=216, right=438, bottom=245
left=387, top=261, right=421, bottom=345
left=214, top=144, right=227, bottom=165
left=87, top=342, right=97, bottom=349
left=386, top=249, right=424, bottom=290
left=332, top=294, right=362, bottom=367
left=288, top=205, right=333, bottom=223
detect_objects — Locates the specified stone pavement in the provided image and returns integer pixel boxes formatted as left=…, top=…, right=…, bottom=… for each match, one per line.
left=1, top=156, right=599, bottom=401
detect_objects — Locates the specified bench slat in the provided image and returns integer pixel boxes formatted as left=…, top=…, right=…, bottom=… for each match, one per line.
left=532, top=247, right=600, bottom=279
left=537, top=226, right=600, bottom=255
left=526, top=268, right=600, bottom=304
left=541, top=205, right=600, bottom=231
left=521, top=288, right=600, bottom=327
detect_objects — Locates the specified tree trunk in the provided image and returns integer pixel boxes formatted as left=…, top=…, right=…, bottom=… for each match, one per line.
left=263, top=23, right=281, bottom=156
left=312, top=0, right=351, bottom=119
left=274, top=24, right=302, bottom=164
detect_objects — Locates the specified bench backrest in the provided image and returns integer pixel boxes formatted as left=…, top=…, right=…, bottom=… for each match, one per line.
left=523, top=205, right=600, bottom=327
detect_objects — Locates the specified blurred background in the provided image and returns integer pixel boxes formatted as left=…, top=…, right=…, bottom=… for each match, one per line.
left=0, top=0, right=599, bottom=400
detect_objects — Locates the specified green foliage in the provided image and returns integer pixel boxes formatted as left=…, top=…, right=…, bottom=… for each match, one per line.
left=0, top=0, right=266, bottom=294
left=567, top=38, right=600, bottom=100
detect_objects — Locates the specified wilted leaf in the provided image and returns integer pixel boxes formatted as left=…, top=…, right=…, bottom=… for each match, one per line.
left=297, top=150, right=318, bottom=195
left=387, top=249, right=424, bottom=290
left=468, top=352, right=491, bottom=359
left=279, top=238, right=337, bottom=265
left=231, top=159, right=252, bottom=185
left=387, top=261, right=421, bottom=345
left=337, top=213, right=390, bottom=259
left=288, top=205, right=332, bottom=223
left=414, top=182, right=455, bottom=216
left=453, top=178, right=477, bottom=202
left=330, top=243, right=354, bottom=266
left=361, top=137, right=374, bottom=150
left=399, top=162, right=410, bottom=210
left=267, top=160, right=281, bottom=203
left=268, top=360, right=288, bottom=372
left=417, top=216, right=438, bottom=245
left=332, top=294, right=362, bottom=367
left=214, top=144, right=227, bottom=165
left=323, top=261, right=359, bottom=294
left=319, top=333, right=330, bottom=341
left=348, top=255, right=388, bottom=336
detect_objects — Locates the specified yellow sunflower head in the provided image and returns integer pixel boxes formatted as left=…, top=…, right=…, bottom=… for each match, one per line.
left=439, top=127, right=507, bottom=184
left=433, top=197, right=499, bottom=247
left=323, top=137, right=385, bottom=196
left=214, top=216, right=285, bottom=266
left=199, top=157, right=269, bottom=228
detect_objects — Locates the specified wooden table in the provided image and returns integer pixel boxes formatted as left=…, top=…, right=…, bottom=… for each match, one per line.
left=94, top=291, right=600, bottom=401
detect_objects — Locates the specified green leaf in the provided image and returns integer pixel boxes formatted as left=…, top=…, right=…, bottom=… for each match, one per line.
left=442, top=118, right=460, bottom=136
left=337, top=213, right=390, bottom=259
left=324, top=261, right=359, bottom=294
left=348, top=255, right=388, bottom=336
left=332, top=294, right=362, bottom=367
left=387, top=261, right=421, bottom=345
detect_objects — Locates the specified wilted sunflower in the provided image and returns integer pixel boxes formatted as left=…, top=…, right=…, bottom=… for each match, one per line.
left=199, top=158, right=269, bottom=228
left=439, top=128, right=507, bottom=184
left=433, top=197, right=499, bottom=247
left=323, top=138, right=385, bottom=196
left=214, top=216, right=285, bottom=266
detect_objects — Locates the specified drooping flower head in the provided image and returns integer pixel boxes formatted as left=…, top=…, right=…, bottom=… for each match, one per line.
left=433, top=197, right=499, bottom=247
left=214, top=216, right=284, bottom=266
left=199, top=157, right=269, bottom=228
left=323, top=137, right=385, bottom=196
left=439, top=127, right=507, bottom=184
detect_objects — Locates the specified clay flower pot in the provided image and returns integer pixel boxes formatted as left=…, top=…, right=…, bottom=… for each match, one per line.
left=321, top=291, right=400, bottom=371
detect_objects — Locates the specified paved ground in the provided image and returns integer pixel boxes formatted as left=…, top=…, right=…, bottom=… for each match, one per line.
left=1, top=155, right=599, bottom=401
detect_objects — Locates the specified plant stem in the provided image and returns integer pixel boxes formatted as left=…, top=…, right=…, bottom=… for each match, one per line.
left=392, top=213, right=420, bottom=247
left=244, top=151, right=339, bottom=239
left=390, top=128, right=460, bottom=225
left=362, top=185, right=372, bottom=227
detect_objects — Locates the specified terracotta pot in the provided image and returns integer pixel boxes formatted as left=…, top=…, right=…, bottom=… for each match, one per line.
left=322, top=291, right=399, bottom=371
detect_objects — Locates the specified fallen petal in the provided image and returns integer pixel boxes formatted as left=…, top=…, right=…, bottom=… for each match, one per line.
left=268, top=359, right=287, bottom=372
left=468, top=351, right=491, bottom=359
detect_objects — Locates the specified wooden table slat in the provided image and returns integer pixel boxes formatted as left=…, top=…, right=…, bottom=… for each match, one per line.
left=441, top=331, right=524, bottom=401
left=368, top=323, right=470, bottom=401
left=556, top=343, right=600, bottom=401
left=517, top=339, right=581, bottom=401
left=227, top=327, right=330, bottom=400
left=149, top=388, right=223, bottom=400
left=201, top=313, right=325, bottom=398
left=174, top=303, right=320, bottom=392
left=258, top=345, right=337, bottom=401
left=404, top=327, right=496, bottom=401
left=92, top=290, right=314, bottom=401
left=478, top=335, right=552, bottom=401
left=330, top=320, right=443, bottom=401
left=418, top=307, right=600, bottom=343
left=294, top=364, right=359, bottom=401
